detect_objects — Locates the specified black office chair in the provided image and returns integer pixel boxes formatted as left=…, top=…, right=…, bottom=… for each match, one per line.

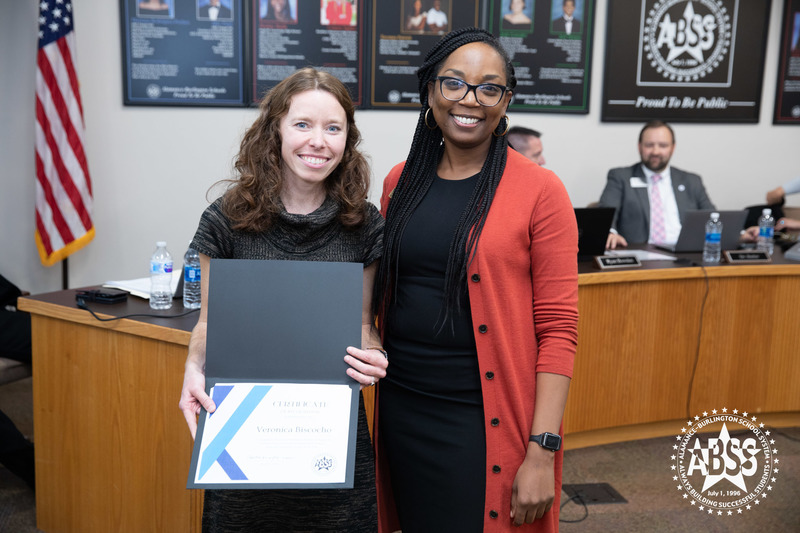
left=743, top=203, right=784, bottom=230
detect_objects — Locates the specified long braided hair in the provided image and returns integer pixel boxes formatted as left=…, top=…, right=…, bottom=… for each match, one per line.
left=374, top=27, right=517, bottom=329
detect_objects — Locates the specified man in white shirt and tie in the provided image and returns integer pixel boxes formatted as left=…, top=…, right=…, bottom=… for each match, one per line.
left=599, top=120, right=716, bottom=249
left=553, top=0, right=581, bottom=35
left=199, top=0, right=232, bottom=21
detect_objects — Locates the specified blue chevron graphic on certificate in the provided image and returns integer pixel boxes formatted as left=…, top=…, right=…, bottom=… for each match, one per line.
left=193, top=382, right=353, bottom=485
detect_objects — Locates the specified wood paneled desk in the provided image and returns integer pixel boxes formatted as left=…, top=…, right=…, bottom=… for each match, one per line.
left=565, top=248, right=800, bottom=445
left=19, top=249, right=800, bottom=532
left=19, top=291, right=202, bottom=533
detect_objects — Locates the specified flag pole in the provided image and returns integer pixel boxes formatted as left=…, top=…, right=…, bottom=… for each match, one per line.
left=62, top=258, right=69, bottom=290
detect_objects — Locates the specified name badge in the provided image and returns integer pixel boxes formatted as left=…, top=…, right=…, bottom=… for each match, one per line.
left=595, top=255, right=642, bottom=269
left=630, top=177, right=647, bottom=188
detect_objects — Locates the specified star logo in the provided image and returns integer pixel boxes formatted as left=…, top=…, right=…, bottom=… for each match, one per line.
left=686, top=423, right=761, bottom=492
left=670, top=408, right=779, bottom=517
left=639, top=0, right=734, bottom=85
left=662, top=2, right=709, bottom=64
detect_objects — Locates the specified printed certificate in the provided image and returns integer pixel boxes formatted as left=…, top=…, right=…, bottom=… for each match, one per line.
left=189, top=381, right=357, bottom=488
left=186, top=259, right=365, bottom=489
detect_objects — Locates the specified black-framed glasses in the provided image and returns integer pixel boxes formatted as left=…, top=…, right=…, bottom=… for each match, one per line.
left=435, top=76, right=509, bottom=107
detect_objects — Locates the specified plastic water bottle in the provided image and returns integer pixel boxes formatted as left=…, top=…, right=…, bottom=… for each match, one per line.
left=150, top=241, right=173, bottom=310
left=756, top=208, right=774, bottom=255
left=702, top=212, right=722, bottom=263
left=183, top=246, right=201, bottom=309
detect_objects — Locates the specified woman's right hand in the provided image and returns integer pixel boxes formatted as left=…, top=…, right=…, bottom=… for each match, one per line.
left=178, top=361, right=216, bottom=440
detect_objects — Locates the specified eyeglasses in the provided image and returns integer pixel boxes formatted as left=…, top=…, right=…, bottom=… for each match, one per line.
left=435, top=76, right=509, bottom=107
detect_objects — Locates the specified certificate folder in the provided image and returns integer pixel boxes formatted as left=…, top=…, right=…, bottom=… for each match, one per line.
left=187, top=260, right=363, bottom=490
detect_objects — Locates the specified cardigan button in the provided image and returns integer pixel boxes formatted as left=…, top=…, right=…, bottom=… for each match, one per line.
left=485, top=371, right=494, bottom=380
left=492, top=465, right=501, bottom=473
left=490, top=418, right=500, bottom=426
left=478, top=324, right=488, bottom=333
left=489, top=510, right=498, bottom=519
left=471, top=273, right=480, bottom=282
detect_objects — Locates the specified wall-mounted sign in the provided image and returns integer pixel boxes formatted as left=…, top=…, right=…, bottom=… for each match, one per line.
left=601, top=0, right=771, bottom=122
left=774, top=0, right=800, bottom=124
left=367, top=0, right=481, bottom=108
left=251, top=0, right=364, bottom=105
left=486, top=0, right=595, bottom=113
left=121, top=0, right=246, bottom=106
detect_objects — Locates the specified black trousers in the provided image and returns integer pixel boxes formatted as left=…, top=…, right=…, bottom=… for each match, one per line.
left=0, top=273, right=35, bottom=488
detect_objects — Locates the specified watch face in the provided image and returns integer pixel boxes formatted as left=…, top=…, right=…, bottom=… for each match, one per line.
left=542, top=433, right=561, bottom=450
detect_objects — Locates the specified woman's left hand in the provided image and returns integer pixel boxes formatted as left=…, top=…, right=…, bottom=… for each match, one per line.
left=344, top=347, right=388, bottom=389
left=510, top=445, right=556, bottom=525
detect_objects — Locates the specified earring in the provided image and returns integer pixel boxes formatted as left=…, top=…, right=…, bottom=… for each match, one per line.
left=424, top=108, right=438, bottom=130
left=493, top=115, right=510, bottom=137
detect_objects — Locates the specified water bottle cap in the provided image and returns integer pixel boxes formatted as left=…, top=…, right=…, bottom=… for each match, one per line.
left=762, top=208, right=772, bottom=216
left=711, top=212, right=719, bottom=219
left=156, top=241, right=167, bottom=247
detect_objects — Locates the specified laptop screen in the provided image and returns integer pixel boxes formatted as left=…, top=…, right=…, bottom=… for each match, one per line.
left=575, top=207, right=615, bottom=260
left=657, top=210, right=748, bottom=253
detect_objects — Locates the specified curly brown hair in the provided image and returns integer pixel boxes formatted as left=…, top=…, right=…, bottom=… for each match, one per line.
left=221, top=67, right=370, bottom=232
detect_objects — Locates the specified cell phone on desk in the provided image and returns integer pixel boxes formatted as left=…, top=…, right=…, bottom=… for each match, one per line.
left=76, top=289, right=129, bottom=305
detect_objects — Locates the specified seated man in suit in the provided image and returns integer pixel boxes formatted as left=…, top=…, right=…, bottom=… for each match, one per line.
left=507, top=126, right=546, bottom=166
left=599, top=120, right=715, bottom=249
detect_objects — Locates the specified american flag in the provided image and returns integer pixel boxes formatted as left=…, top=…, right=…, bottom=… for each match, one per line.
left=35, top=0, right=94, bottom=266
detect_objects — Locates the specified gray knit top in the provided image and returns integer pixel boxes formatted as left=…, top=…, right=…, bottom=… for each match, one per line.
left=190, top=195, right=383, bottom=265
left=189, top=194, right=383, bottom=532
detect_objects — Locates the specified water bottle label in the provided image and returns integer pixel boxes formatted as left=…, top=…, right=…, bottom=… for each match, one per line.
left=759, top=227, right=774, bottom=238
left=151, top=261, right=174, bottom=274
left=185, top=266, right=201, bottom=282
left=705, top=232, right=721, bottom=243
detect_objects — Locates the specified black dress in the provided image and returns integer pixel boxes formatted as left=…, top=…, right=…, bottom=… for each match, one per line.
left=379, top=174, right=486, bottom=533
left=191, top=196, right=383, bottom=533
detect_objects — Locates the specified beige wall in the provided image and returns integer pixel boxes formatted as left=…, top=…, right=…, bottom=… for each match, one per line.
left=2, top=0, right=798, bottom=294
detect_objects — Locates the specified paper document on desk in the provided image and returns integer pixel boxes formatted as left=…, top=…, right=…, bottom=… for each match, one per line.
left=103, top=271, right=181, bottom=299
left=604, top=249, right=676, bottom=261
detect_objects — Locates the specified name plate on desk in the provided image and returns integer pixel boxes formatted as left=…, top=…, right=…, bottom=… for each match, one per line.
left=724, top=250, right=771, bottom=263
left=595, top=255, right=642, bottom=269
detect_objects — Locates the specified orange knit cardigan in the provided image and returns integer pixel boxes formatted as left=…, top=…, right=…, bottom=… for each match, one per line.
left=375, top=148, right=579, bottom=532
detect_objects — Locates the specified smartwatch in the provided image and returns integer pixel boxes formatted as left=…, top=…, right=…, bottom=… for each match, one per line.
left=529, top=432, right=562, bottom=452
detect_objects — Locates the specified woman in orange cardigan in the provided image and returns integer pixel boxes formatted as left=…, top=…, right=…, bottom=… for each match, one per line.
left=373, top=28, right=578, bottom=532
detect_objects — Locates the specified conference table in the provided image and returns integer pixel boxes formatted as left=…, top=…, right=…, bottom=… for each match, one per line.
left=18, top=247, right=800, bottom=532
left=565, top=247, right=800, bottom=446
